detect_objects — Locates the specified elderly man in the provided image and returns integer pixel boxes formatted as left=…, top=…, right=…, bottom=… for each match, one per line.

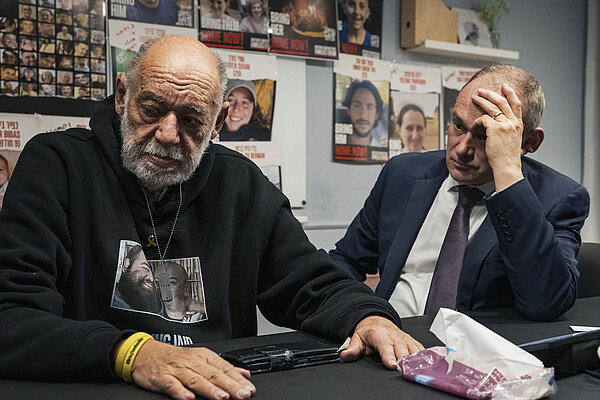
left=0, top=36, right=421, bottom=400
left=331, top=65, right=589, bottom=321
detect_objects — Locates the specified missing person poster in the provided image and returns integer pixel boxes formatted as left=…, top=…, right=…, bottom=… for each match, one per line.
left=108, top=0, right=194, bottom=27
left=389, top=64, right=441, bottom=157
left=199, top=0, right=268, bottom=52
left=211, top=49, right=282, bottom=188
left=1, top=0, right=107, bottom=100
left=337, top=0, right=381, bottom=58
left=333, top=54, right=390, bottom=164
left=269, top=0, right=338, bottom=59
left=441, top=66, right=478, bottom=147
left=0, top=112, right=89, bottom=212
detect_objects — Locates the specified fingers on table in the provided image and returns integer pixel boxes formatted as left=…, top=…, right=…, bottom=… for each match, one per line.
left=135, top=347, right=255, bottom=400
left=339, top=334, right=367, bottom=361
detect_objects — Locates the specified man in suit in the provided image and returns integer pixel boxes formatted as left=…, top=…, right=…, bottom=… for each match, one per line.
left=330, top=65, right=590, bottom=321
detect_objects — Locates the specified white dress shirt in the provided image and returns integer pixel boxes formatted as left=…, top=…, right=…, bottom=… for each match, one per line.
left=388, top=175, right=495, bottom=317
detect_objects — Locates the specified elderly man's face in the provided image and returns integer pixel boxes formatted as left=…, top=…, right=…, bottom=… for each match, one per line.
left=225, top=87, right=254, bottom=132
left=116, top=37, right=225, bottom=191
left=445, top=78, right=494, bottom=185
left=347, top=88, right=378, bottom=137
left=399, top=110, right=425, bottom=152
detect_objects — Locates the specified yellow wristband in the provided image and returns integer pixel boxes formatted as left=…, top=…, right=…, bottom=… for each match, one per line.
left=114, top=332, right=154, bottom=382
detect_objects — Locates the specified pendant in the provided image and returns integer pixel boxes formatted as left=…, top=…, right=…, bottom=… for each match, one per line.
left=147, top=234, right=157, bottom=247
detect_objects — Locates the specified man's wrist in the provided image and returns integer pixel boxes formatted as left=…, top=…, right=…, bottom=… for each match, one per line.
left=492, top=165, right=523, bottom=193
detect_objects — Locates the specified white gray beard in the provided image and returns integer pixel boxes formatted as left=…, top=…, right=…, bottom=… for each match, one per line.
left=120, top=105, right=211, bottom=192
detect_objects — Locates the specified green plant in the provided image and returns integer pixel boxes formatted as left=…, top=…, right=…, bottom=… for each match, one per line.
left=474, top=0, right=510, bottom=32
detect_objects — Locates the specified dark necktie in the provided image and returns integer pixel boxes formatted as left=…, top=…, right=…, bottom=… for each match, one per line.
left=424, top=185, right=485, bottom=315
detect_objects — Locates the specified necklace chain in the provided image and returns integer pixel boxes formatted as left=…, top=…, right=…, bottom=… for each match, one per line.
left=142, top=183, right=183, bottom=261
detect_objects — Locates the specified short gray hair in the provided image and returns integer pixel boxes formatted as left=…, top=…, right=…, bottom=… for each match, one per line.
left=464, top=64, right=545, bottom=136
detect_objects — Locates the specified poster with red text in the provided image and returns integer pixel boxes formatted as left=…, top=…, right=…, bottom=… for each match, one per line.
left=0, top=112, right=89, bottom=211
left=337, top=0, right=382, bottom=58
left=333, top=54, right=390, bottom=163
left=211, top=49, right=281, bottom=189
left=441, top=66, right=478, bottom=146
left=269, top=0, right=338, bottom=59
left=389, top=64, right=441, bottom=157
left=199, top=0, right=269, bottom=53
left=107, top=19, right=196, bottom=91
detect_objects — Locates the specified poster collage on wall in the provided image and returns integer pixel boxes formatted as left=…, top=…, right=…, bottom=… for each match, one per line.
left=198, top=0, right=383, bottom=58
left=333, top=59, right=479, bottom=164
left=1, top=0, right=107, bottom=99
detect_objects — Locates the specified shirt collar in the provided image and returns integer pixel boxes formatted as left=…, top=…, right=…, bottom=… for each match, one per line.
left=446, top=174, right=496, bottom=196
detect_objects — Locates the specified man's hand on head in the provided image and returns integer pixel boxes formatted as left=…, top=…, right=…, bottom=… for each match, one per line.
left=131, top=340, right=256, bottom=400
left=340, top=315, right=424, bottom=369
left=472, top=83, right=525, bottom=192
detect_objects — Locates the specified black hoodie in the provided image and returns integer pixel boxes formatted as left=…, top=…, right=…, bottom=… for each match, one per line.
left=0, top=96, right=401, bottom=382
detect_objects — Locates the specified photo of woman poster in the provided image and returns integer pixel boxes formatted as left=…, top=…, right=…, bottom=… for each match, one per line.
left=269, top=0, right=338, bottom=59
left=199, top=0, right=269, bottom=52
left=219, top=78, right=274, bottom=141
left=388, top=63, right=442, bottom=157
left=388, top=92, right=440, bottom=158
left=337, top=0, right=382, bottom=58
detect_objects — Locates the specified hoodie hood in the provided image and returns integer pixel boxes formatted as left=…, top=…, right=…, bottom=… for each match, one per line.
left=88, top=95, right=216, bottom=212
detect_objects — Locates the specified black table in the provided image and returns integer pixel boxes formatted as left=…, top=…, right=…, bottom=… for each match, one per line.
left=3, top=297, right=600, bottom=399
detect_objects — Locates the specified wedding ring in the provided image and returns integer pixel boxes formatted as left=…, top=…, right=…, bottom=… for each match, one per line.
left=492, top=111, right=504, bottom=120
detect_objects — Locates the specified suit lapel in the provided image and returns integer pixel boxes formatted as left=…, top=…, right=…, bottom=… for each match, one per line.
left=376, top=159, right=447, bottom=299
left=456, top=160, right=533, bottom=308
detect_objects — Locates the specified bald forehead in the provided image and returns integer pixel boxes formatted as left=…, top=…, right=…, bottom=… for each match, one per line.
left=143, top=36, right=219, bottom=75
left=135, top=36, right=222, bottom=102
left=462, top=74, right=524, bottom=99
left=166, top=262, right=187, bottom=278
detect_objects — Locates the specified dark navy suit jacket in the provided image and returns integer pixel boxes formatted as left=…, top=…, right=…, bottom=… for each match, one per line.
left=330, top=151, right=590, bottom=321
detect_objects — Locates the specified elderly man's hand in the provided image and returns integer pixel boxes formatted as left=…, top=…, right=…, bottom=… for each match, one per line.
left=131, top=340, right=256, bottom=400
left=340, top=315, right=424, bottom=369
